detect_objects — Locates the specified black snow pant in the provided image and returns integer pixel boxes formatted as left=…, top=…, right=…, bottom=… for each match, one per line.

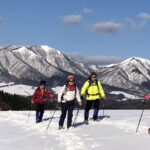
left=59, top=100, right=74, bottom=128
left=36, top=103, right=45, bottom=122
left=84, top=99, right=99, bottom=120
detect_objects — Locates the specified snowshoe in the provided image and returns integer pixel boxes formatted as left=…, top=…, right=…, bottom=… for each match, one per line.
left=84, top=120, right=89, bottom=125
left=93, top=118, right=98, bottom=121
left=58, top=126, right=65, bottom=130
left=67, top=126, right=73, bottom=130
left=36, top=119, right=42, bottom=123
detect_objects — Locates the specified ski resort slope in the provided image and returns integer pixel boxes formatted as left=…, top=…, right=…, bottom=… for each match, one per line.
left=0, top=110, right=150, bottom=150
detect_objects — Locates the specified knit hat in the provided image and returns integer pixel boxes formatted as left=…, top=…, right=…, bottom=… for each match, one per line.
left=89, top=72, right=97, bottom=80
left=68, top=75, right=75, bottom=81
left=40, top=80, right=46, bottom=86
left=91, top=72, right=97, bottom=77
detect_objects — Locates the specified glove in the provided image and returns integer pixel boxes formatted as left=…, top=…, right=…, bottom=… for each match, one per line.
left=79, top=102, right=82, bottom=107
left=50, top=94, right=54, bottom=98
left=102, top=96, right=106, bottom=100
left=58, top=101, right=61, bottom=104
left=56, top=106, right=61, bottom=110
left=31, top=100, right=35, bottom=104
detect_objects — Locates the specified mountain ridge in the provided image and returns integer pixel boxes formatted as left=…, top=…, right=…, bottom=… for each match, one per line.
left=0, top=45, right=150, bottom=97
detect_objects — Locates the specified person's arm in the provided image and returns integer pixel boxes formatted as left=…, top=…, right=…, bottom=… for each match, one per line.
left=81, top=81, right=89, bottom=96
left=46, top=90, right=54, bottom=99
left=98, top=81, right=106, bottom=100
left=76, top=87, right=82, bottom=106
left=58, top=85, right=66, bottom=103
left=31, top=89, right=37, bottom=104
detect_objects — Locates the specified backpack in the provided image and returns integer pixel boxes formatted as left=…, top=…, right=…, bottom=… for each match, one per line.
left=88, top=79, right=99, bottom=89
left=86, top=80, right=100, bottom=96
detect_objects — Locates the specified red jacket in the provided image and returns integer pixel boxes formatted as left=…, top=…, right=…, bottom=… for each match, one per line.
left=32, top=88, right=54, bottom=104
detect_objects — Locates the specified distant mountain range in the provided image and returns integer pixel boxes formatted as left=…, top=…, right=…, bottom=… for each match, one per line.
left=95, top=57, right=150, bottom=97
left=0, top=45, right=150, bottom=98
left=0, top=45, right=92, bottom=86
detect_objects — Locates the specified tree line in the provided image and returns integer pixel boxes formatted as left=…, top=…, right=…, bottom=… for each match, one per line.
left=0, top=90, right=150, bottom=110
left=0, top=90, right=56, bottom=110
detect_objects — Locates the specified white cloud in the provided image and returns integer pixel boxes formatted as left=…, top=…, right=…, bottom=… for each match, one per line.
left=138, top=13, right=150, bottom=20
left=68, top=53, right=124, bottom=65
left=63, top=15, right=83, bottom=25
left=126, top=18, right=137, bottom=29
left=138, top=20, right=147, bottom=29
left=92, top=21, right=124, bottom=34
left=83, top=8, right=93, bottom=14
left=126, top=13, right=150, bottom=30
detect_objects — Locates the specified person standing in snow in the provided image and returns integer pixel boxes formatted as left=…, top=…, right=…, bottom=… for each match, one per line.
left=31, top=81, right=54, bottom=123
left=81, top=72, right=106, bottom=123
left=145, top=93, right=150, bottom=101
left=58, top=75, right=82, bottom=129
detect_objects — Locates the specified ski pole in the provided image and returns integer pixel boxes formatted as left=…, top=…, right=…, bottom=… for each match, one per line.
left=100, top=99, right=105, bottom=117
left=46, top=107, right=57, bottom=132
left=27, top=104, right=32, bottom=123
left=102, top=102, right=105, bottom=117
left=73, top=107, right=80, bottom=127
left=136, top=100, right=145, bottom=133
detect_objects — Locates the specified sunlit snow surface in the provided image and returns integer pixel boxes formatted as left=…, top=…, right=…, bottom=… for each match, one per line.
left=110, top=91, right=141, bottom=99
left=0, top=82, right=36, bottom=96
left=0, top=110, right=150, bottom=150
left=0, top=82, right=62, bottom=96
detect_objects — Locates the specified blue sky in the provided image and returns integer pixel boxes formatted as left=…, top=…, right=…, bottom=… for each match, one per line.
left=0, top=0, right=150, bottom=64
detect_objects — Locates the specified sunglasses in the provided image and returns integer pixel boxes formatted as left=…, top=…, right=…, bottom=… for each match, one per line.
left=69, top=81, right=74, bottom=83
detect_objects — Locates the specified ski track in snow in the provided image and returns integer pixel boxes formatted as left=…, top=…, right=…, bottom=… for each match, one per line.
left=1, top=110, right=150, bottom=150
left=0, top=111, right=85, bottom=150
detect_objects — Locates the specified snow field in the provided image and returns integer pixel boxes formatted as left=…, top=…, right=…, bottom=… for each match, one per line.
left=1, top=110, right=150, bottom=150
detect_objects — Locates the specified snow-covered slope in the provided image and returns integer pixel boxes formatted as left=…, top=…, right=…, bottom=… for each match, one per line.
left=110, top=91, right=141, bottom=100
left=1, top=110, right=150, bottom=150
left=0, top=82, right=36, bottom=96
left=0, top=82, right=62, bottom=96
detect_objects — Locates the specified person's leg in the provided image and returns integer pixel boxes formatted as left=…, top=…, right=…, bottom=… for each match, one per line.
left=93, top=99, right=99, bottom=120
left=67, top=101, right=74, bottom=129
left=84, top=100, right=93, bottom=121
left=39, top=104, right=45, bottom=121
left=59, top=103, right=67, bottom=128
left=36, top=104, right=40, bottom=122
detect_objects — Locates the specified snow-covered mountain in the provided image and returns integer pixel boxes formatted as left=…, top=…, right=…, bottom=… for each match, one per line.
left=97, top=57, right=150, bottom=96
left=0, top=45, right=150, bottom=97
left=0, top=45, right=92, bottom=86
